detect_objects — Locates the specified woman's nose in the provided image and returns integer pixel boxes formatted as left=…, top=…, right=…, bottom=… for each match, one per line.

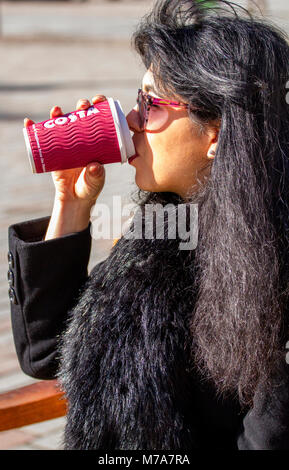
left=126, top=105, right=142, bottom=133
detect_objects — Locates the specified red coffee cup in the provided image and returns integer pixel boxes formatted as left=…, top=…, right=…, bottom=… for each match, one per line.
left=23, top=98, right=136, bottom=173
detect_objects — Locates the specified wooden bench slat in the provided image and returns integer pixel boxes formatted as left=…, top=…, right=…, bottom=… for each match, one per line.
left=0, top=380, right=67, bottom=432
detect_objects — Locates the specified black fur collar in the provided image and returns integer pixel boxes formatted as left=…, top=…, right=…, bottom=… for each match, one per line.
left=57, top=196, right=201, bottom=450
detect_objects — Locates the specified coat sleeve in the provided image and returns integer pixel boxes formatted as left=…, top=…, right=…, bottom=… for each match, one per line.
left=237, top=359, right=289, bottom=450
left=8, top=216, right=92, bottom=380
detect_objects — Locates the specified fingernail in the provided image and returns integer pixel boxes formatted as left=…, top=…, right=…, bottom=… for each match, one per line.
left=89, top=164, right=104, bottom=177
left=79, top=99, right=89, bottom=107
left=24, top=118, right=32, bottom=126
left=92, top=96, right=105, bottom=103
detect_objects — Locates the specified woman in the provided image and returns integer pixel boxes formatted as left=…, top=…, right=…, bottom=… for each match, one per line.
left=8, top=0, right=289, bottom=449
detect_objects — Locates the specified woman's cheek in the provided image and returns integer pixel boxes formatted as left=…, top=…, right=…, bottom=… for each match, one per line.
left=146, top=130, right=169, bottom=161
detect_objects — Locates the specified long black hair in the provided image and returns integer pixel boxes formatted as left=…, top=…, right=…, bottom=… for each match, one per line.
left=131, top=0, right=289, bottom=407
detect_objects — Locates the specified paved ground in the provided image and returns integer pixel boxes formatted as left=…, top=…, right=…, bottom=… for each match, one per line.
left=0, top=0, right=288, bottom=450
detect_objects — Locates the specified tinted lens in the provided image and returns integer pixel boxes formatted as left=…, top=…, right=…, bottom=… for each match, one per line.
left=137, top=90, right=170, bottom=132
left=146, top=105, right=169, bottom=132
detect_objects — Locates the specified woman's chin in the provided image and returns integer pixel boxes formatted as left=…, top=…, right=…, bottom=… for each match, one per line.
left=131, top=158, right=161, bottom=192
left=135, top=174, right=164, bottom=194
left=135, top=173, right=153, bottom=192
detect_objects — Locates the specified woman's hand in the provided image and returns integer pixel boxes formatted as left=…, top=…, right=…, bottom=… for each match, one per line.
left=24, top=95, right=107, bottom=206
left=24, top=95, right=107, bottom=239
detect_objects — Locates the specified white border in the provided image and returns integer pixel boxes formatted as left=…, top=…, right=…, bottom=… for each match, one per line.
left=107, top=97, right=126, bottom=163
left=23, top=127, right=36, bottom=173
left=114, top=100, right=135, bottom=159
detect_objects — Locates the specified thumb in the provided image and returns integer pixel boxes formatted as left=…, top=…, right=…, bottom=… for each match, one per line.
left=87, top=162, right=105, bottom=180
left=75, top=162, right=105, bottom=200
left=85, top=163, right=105, bottom=194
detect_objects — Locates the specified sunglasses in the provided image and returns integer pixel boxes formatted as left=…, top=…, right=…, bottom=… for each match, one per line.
left=137, top=88, right=190, bottom=131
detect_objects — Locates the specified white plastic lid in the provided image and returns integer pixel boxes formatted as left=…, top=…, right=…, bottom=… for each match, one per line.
left=114, top=100, right=135, bottom=160
left=107, top=97, right=135, bottom=164
left=23, top=127, right=36, bottom=173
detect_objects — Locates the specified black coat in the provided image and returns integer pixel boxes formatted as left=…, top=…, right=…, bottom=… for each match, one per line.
left=7, top=215, right=289, bottom=450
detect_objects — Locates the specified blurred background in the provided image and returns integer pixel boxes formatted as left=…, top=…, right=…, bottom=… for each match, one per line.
left=0, top=0, right=288, bottom=450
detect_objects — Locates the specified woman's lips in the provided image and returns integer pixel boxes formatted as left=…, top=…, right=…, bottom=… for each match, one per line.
left=128, top=153, right=140, bottom=164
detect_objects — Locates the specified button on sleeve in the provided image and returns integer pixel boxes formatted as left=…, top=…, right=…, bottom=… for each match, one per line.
left=8, top=287, right=18, bottom=305
left=8, top=251, right=14, bottom=269
left=7, top=269, right=14, bottom=287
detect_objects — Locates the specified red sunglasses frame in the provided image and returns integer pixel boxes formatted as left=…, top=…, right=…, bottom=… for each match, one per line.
left=137, top=88, right=189, bottom=131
